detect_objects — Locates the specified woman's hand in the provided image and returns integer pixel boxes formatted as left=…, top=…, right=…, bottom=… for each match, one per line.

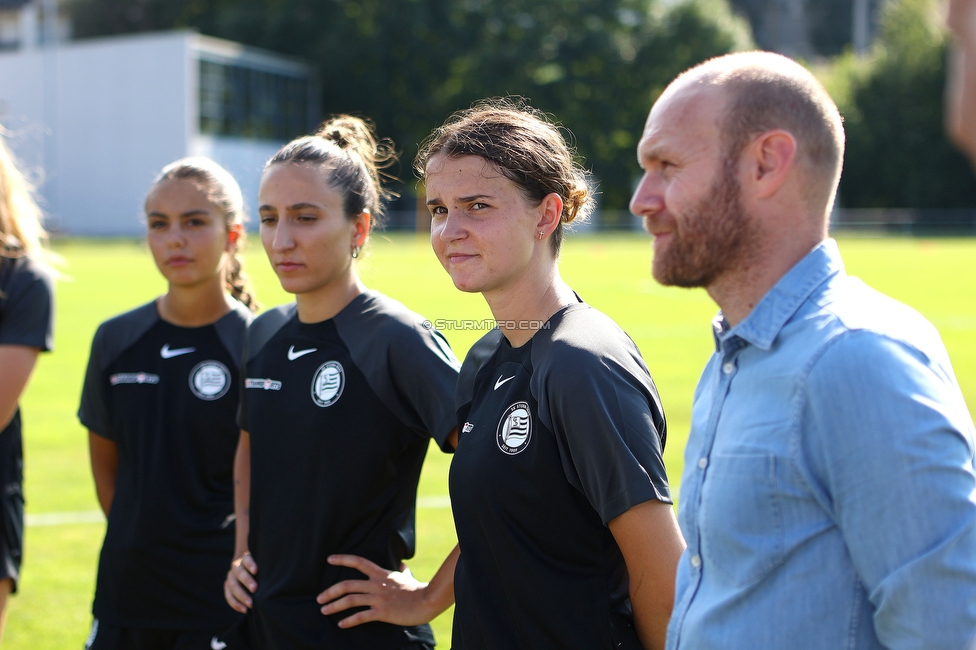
left=224, top=552, right=259, bottom=613
left=317, top=555, right=435, bottom=628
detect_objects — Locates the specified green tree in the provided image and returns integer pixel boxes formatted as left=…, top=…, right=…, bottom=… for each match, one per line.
left=67, top=0, right=752, bottom=211
left=68, top=0, right=226, bottom=37
left=837, top=0, right=976, bottom=208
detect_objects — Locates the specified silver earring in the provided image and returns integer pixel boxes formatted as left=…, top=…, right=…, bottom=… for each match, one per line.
left=351, top=245, right=361, bottom=259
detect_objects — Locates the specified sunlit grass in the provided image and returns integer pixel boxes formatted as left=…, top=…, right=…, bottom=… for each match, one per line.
left=6, top=233, right=975, bottom=648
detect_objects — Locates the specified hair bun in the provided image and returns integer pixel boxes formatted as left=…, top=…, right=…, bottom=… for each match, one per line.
left=317, top=117, right=372, bottom=153
left=414, top=98, right=594, bottom=257
left=324, top=128, right=350, bottom=148
left=269, top=115, right=399, bottom=224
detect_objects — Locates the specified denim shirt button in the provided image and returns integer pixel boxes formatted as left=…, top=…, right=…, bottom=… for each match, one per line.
left=722, top=361, right=736, bottom=375
left=698, top=457, right=708, bottom=469
left=690, top=554, right=702, bottom=569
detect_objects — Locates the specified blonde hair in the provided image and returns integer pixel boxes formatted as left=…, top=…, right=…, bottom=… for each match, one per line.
left=0, top=129, right=52, bottom=263
left=150, top=157, right=258, bottom=311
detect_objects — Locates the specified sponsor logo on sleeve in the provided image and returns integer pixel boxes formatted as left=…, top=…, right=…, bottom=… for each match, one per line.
left=245, top=378, right=283, bottom=391
left=189, top=361, right=231, bottom=400
left=497, top=401, right=532, bottom=455
left=462, top=421, right=474, bottom=434
left=110, top=372, right=160, bottom=385
left=311, top=361, right=344, bottom=407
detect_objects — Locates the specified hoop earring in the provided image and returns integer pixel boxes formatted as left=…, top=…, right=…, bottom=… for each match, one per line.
left=351, top=245, right=361, bottom=259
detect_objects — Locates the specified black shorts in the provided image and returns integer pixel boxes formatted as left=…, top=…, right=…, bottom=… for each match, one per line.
left=211, top=623, right=434, bottom=650
left=0, top=418, right=24, bottom=593
left=84, top=620, right=228, bottom=650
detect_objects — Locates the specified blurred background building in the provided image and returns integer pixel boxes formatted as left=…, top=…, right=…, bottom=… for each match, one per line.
left=729, top=0, right=893, bottom=58
left=0, top=0, right=315, bottom=234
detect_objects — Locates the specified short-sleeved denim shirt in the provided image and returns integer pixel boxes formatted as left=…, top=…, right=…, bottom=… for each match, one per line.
left=667, top=239, right=976, bottom=650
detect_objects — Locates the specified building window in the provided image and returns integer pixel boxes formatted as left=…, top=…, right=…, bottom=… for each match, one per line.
left=0, top=12, right=20, bottom=51
left=199, top=59, right=309, bottom=140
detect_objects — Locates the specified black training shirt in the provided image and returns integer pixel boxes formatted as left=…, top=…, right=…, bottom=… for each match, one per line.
left=0, top=256, right=54, bottom=352
left=78, top=300, right=251, bottom=630
left=237, top=291, right=459, bottom=650
left=450, top=301, right=671, bottom=650
left=0, top=255, right=54, bottom=485
left=0, top=255, right=54, bottom=562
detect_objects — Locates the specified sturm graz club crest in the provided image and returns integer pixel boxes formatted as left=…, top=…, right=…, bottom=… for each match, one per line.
left=497, top=401, right=532, bottom=455
left=311, top=361, right=345, bottom=407
left=189, top=361, right=231, bottom=400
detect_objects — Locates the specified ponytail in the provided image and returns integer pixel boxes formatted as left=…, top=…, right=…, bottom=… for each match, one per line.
left=224, top=252, right=258, bottom=312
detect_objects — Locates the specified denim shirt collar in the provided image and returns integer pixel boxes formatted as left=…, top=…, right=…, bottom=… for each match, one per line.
left=712, top=239, right=845, bottom=352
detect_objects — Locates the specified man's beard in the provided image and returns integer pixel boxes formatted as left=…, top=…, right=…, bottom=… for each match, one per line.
left=652, top=158, right=756, bottom=288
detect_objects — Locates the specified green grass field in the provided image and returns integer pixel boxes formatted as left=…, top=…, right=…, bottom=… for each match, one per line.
left=7, top=233, right=976, bottom=648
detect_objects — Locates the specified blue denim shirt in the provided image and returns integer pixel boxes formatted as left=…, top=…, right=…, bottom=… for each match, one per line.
left=667, top=240, right=976, bottom=650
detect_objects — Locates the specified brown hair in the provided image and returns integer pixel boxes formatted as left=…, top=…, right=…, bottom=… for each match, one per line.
left=414, top=98, right=594, bottom=257
left=266, top=115, right=397, bottom=227
left=151, top=158, right=258, bottom=311
left=675, top=52, right=845, bottom=216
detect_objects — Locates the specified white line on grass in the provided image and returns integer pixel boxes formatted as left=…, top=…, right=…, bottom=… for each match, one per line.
left=418, top=495, right=451, bottom=508
left=25, top=497, right=453, bottom=528
left=26, top=511, right=104, bottom=527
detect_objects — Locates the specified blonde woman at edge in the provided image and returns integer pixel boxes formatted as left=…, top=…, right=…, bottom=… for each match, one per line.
left=0, top=130, right=57, bottom=642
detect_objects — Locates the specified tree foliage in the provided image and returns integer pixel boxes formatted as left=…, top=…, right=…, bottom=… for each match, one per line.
left=67, top=0, right=751, bottom=211
left=831, top=0, right=976, bottom=208
left=807, top=0, right=853, bottom=56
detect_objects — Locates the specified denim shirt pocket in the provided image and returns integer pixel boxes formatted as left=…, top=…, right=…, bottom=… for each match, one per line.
left=699, top=452, right=786, bottom=588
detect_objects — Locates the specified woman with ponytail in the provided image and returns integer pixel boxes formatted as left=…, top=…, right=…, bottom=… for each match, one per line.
left=221, top=116, right=459, bottom=650
left=0, top=130, right=56, bottom=643
left=79, top=158, right=256, bottom=649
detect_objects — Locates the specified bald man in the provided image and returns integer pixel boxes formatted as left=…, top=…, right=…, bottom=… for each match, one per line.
left=632, top=51, right=976, bottom=649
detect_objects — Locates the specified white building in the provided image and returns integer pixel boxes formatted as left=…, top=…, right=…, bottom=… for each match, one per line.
left=0, top=26, right=316, bottom=234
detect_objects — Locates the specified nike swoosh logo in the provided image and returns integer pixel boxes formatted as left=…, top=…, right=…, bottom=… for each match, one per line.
left=210, top=637, right=227, bottom=650
left=494, top=375, right=515, bottom=390
left=160, top=344, right=196, bottom=359
left=287, top=345, right=317, bottom=361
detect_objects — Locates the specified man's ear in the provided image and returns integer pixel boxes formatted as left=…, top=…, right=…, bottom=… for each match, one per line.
left=742, top=129, right=797, bottom=200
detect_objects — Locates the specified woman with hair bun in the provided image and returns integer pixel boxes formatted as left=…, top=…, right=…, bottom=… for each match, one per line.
left=416, top=100, right=685, bottom=649
left=79, top=157, right=256, bottom=649
left=222, top=116, right=459, bottom=650
left=0, top=129, right=56, bottom=643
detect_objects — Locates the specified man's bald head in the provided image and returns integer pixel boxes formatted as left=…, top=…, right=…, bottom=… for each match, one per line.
left=665, top=51, right=845, bottom=218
